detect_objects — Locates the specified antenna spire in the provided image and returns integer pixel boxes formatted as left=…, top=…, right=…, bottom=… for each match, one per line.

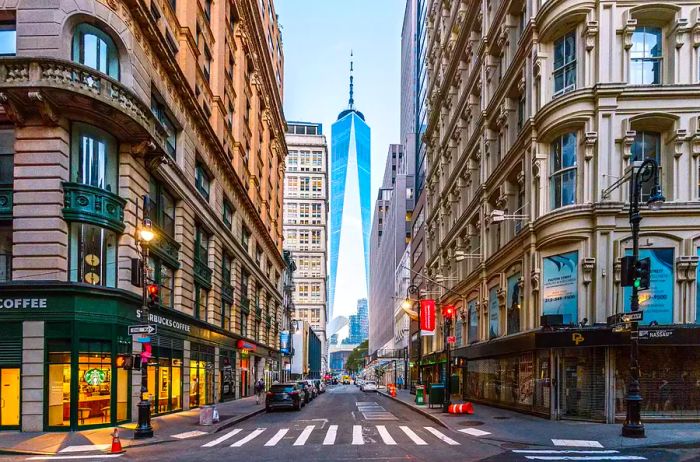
left=348, top=50, right=354, bottom=109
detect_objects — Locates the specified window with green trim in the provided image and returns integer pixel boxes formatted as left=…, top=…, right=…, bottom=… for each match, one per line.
left=241, top=225, right=250, bottom=251
left=149, top=178, right=176, bottom=238
left=195, top=162, right=211, bottom=200
left=222, top=252, right=232, bottom=286
left=240, top=309, right=248, bottom=337
left=69, top=222, right=117, bottom=287
left=0, top=129, right=13, bottom=186
left=148, top=256, right=174, bottom=308
left=222, top=301, right=232, bottom=331
left=151, top=90, right=177, bottom=158
left=195, top=284, right=208, bottom=320
left=72, top=23, right=119, bottom=79
left=70, top=123, right=118, bottom=192
left=223, top=199, right=234, bottom=229
left=195, top=224, right=209, bottom=266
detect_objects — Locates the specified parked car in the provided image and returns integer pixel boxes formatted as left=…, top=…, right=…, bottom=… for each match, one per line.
left=266, top=383, right=304, bottom=411
left=313, top=379, right=325, bottom=394
left=296, top=381, right=313, bottom=403
left=362, top=381, right=378, bottom=392
left=305, top=379, right=319, bottom=398
left=356, top=379, right=364, bottom=388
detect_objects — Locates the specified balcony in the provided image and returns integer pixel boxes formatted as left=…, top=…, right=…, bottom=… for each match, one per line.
left=193, top=258, right=212, bottom=289
left=62, top=182, right=126, bottom=233
left=0, top=186, right=11, bottom=219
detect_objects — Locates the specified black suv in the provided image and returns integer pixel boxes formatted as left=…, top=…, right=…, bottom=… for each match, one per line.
left=266, top=383, right=304, bottom=411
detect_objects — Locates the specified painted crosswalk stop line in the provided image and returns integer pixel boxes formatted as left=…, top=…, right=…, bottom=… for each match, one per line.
left=551, top=440, right=604, bottom=448
left=323, top=425, right=338, bottom=445
left=293, top=425, right=315, bottom=446
left=514, top=451, right=621, bottom=455
left=231, top=428, right=266, bottom=447
left=459, top=428, right=491, bottom=437
left=265, top=428, right=289, bottom=447
left=521, top=456, right=646, bottom=461
left=352, top=425, right=364, bottom=445
left=399, top=426, right=427, bottom=445
left=202, top=428, right=242, bottom=447
left=424, top=427, right=459, bottom=446
left=376, top=425, right=396, bottom=445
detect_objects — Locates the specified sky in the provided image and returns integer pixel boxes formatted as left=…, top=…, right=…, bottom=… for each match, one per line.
left=276, top=0, right=405, bottom=335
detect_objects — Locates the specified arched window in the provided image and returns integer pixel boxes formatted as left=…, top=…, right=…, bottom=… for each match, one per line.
left=72, top=23, right=119, bottom=79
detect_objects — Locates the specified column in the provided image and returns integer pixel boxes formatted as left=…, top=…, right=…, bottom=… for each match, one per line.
left=183, top=340, right=191, bottom=409
left=21, top=321, right=44, bottom=432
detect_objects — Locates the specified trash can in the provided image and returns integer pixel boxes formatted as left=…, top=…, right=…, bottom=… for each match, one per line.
left=415, top=385, right=425, bottom=405
left=428, top=384, right=444, bottom=409
left=199, top=404, right=214, bottom=426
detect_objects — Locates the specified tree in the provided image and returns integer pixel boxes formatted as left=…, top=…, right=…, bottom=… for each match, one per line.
left=344, top=340, right=368, bottom=374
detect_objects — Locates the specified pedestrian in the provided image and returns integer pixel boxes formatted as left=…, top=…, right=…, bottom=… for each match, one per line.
left=255, top=379, right=264, bottom=404
left=397, top=374, right=404, bottom=389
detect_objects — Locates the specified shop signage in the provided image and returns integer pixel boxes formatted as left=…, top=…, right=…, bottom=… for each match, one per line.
left=237, top=339, right=256, bottom=351
left=280, top=330, right=290, bottom=354
left=623, top=248, right=674, bottom=325
left=543, top=250, right=579, bottom=325
left=0, top=298, right=47, bottom=309
left=84, top=368, right=106, bottom=386
left=136, top=309, right=191, bottom=333
left=420, top=299, right=436, bottom=336
left=128, top=324, right=157, bottom=335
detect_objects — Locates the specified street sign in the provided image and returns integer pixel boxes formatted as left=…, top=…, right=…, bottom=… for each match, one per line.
left=607, top=311, right=644, bottom=327
left=447, top=336, right=456, bottom=344
left=128, top=324, right=157, bottom=335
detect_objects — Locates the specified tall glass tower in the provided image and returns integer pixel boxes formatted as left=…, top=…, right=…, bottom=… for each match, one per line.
left=329, top=57, right=371, bottom=322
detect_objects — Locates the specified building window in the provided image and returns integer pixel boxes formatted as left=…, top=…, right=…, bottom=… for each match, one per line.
left=195, top=285, right=208, bottom=320
left=631, top=131, right=662, bottom=200
left=0, top=225, right=10, bottom=282
left=550, top=132, right=577, bottom=209
left=195, top=162, right=211, bottom=200
left=72, top=23, right=119, bottom=79
left=71, top=123, right=118, bottom=192
left=223, top=199, right=234, bottom=229
left=149, top=178, right=176, bottom=238
left=151, top=92, right=178, bottom=158
left=0, top=21, right=16, bottom=56
left=517, top=93, right=526, bottom=131
left=204, top=0, right=212, bottom=21
left=222, top=301, right=232, bottom=331
left=0, top=128, right=14, bottom=186
left=240, top=309, right=248, bottom=337
left=69, top=222, right=117, bottom=287
left=241, top=225, right=251, bottom=250
left=195, top=224, right=209, bottom=266
left=553, top=32, right=576, bottom=96
left=203, top=46, right=211, bottom=82
left=148, top=256, right=174, bottom=308
left=630, top=27, right=662, bottom=85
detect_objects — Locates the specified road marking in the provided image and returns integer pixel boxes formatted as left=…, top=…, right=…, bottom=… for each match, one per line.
left=514, top=451, right=620, bottom=455
left=58, top=445, right=110, bottom=453
left=231, top=428, right=266, bottom=447
left=459, top=428, right=491, bottom=437
left=264, top=428, right=288, bottom=447
left=522, top=456, right=646, bottom=461
left=201, top=428, right=242, bottom=447
left=552, top=439, right=604, bottom=448
left=376, top=425, right=396, bottom=445
left=293, top=425, right=315, bottom=446
left=171, top=430, right=208, bottom=439
left=27, top=456, right=124, bottom=460
left=399, top=425, right=427, bottom=445
left=424, top=426, right=459, bottom=445
left=352, top=425, right=364, bottom=445
left=323, top=425, right=338, bottom=445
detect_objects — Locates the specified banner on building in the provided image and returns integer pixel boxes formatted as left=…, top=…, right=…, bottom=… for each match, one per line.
left=543, top=250, right=579, bottom=325
left=624, top=248, right=674, bottom=325
left=420, top=299, right=436, bottom=336
left=280, top=330, right=290, bottom=354
left=488, top=286, right=500, bottom=339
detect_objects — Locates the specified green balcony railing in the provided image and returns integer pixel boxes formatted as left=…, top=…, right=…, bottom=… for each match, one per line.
left=62, top=182, right=126, bottom=233
left=0, top=186, right=11, bottom=219
left=193, top=258, right=212, bottom=288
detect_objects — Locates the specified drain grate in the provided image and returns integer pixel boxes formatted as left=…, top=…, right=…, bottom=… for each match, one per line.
left=457, top=420, right=485, bottom=426
left=492, top=416, right=511, bottom=420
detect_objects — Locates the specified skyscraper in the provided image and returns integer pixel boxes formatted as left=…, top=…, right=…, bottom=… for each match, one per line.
left=329, top=57, right=371, bottom=322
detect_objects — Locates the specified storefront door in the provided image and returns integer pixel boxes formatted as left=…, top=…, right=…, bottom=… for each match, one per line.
left=555, top=348, right=606, bottom=421
left=0, top=368, right=20, bottom=427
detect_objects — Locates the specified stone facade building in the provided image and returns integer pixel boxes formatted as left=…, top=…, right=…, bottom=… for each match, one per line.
left=423, top=0, right=700, bottom=422
left=0, top=0, right=287, bottom=431
left=283, top=121, right=329, bottom=372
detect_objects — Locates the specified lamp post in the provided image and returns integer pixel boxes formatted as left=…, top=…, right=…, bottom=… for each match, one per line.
left=135, top=205, right=155, bottom=439
left=402, top=284, right=420, bottom=387
left=441, top=305, right=455, bottom=413
left=622, top=158, right=665, bottom=438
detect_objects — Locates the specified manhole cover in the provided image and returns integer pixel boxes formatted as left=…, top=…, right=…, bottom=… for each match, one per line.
left=457, top=420, right=485, bottom=426
left=493, top=416, right=511, bottom=420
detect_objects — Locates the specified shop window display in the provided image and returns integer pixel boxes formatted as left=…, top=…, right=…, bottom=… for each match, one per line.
left=77, top=340, right=112, bottom=427
left=47, top=340, right=72, bottom=428
left=146, top=343, right=183, bottom=415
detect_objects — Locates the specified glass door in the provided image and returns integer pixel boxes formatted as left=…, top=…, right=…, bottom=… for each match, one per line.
left=0, top=368, right=20, bottom=427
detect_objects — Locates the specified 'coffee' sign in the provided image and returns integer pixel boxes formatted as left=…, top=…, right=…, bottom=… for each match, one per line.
left=0, top=298, right=47, bottom=309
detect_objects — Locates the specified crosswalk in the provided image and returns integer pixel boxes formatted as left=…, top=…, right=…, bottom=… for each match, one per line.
left=198, top=424, right=463, bottom=449
left=508, top=449, right=647, bottom=461
left=356, top=401, right=398, bottom=420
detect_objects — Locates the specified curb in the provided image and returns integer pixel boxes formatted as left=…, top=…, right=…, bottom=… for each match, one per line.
left=377, top=391, right=449, bottom=429
left=214, top=408, right=267, bottom=433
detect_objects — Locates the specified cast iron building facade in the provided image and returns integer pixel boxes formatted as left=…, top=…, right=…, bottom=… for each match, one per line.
left=423, top=0, right=700, bottom=423
left=0, top=0, right=286, bottom=432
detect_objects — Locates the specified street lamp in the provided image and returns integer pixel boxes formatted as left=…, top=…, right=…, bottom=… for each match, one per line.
left=622, top=158, right=664, bottom=438
left=135, top=199, right=156, bottom=439
left=441, top=304, right=456, bottom=413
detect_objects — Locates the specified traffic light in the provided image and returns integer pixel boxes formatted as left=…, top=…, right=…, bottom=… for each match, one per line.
left=635, top=257, right=651, bottom=291
left=442, top=305, right=456, bottom=324
left=620, top=256, right=636, bottom=287
left=116, top=354, right=134, bottom=370
left=147, top=284, right=159, bottom=309
left=140, top=341, right=152, bottom=366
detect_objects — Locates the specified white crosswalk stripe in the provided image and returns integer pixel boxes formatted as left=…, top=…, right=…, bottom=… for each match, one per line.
left=265, top=428, right=288, bottom=447
left=202, top=428, right=242, bottom=447
left=399, top=426, right=427, bottom=445
left=552, top=440, right=604, bottom=448
left=522, top=456, right=646, bottom=461
left=511, top=449, right=647, bottom=461
left=323, top=425, right=338, bottom=445
left=293, top=425, right=315, bottom=446
left=231, top=428, right=266, bottom=447
left=376, top=425, right=396, bottom=445
left=424, top=426, right=459, bottom=445
left=352, top=424, right=364, bottom=445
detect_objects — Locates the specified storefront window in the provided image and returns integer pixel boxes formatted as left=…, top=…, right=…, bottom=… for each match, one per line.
left=220, top=352, right=236, bottom=401
left=77, top=340, right=112, bottom=427
left=147, top=342, right=183, bottom=415
left=69, top=222, right=117, bottom=287
left=47, top=340, right=71, bottom=428
left=189, top=345, right=213, bottom=408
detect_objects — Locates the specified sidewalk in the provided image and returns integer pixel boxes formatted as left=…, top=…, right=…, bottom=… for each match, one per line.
left=379, top=388, right=700, bottom=450
left=0, top=396, right=265, bottom=455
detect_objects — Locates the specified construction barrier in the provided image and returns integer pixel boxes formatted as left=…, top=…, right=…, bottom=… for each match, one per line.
left=447, top=402, right=474, bottom=415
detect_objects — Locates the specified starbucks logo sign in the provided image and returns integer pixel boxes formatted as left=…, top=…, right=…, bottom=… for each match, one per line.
left=84, top=368, right=106, bottom=386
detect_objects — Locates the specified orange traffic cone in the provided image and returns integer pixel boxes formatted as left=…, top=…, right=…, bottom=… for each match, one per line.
left=108, top=428, right=125, bottom=454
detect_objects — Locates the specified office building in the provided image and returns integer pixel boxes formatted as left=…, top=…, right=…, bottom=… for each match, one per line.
left=343, top=298, right=368, bottom=345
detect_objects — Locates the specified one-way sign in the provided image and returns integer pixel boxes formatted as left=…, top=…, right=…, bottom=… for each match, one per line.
left=128, top=324, right=157, bottom=335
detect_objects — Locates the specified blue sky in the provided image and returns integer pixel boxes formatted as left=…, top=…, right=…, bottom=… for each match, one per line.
left=276, top=0, right=405, bottom=197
